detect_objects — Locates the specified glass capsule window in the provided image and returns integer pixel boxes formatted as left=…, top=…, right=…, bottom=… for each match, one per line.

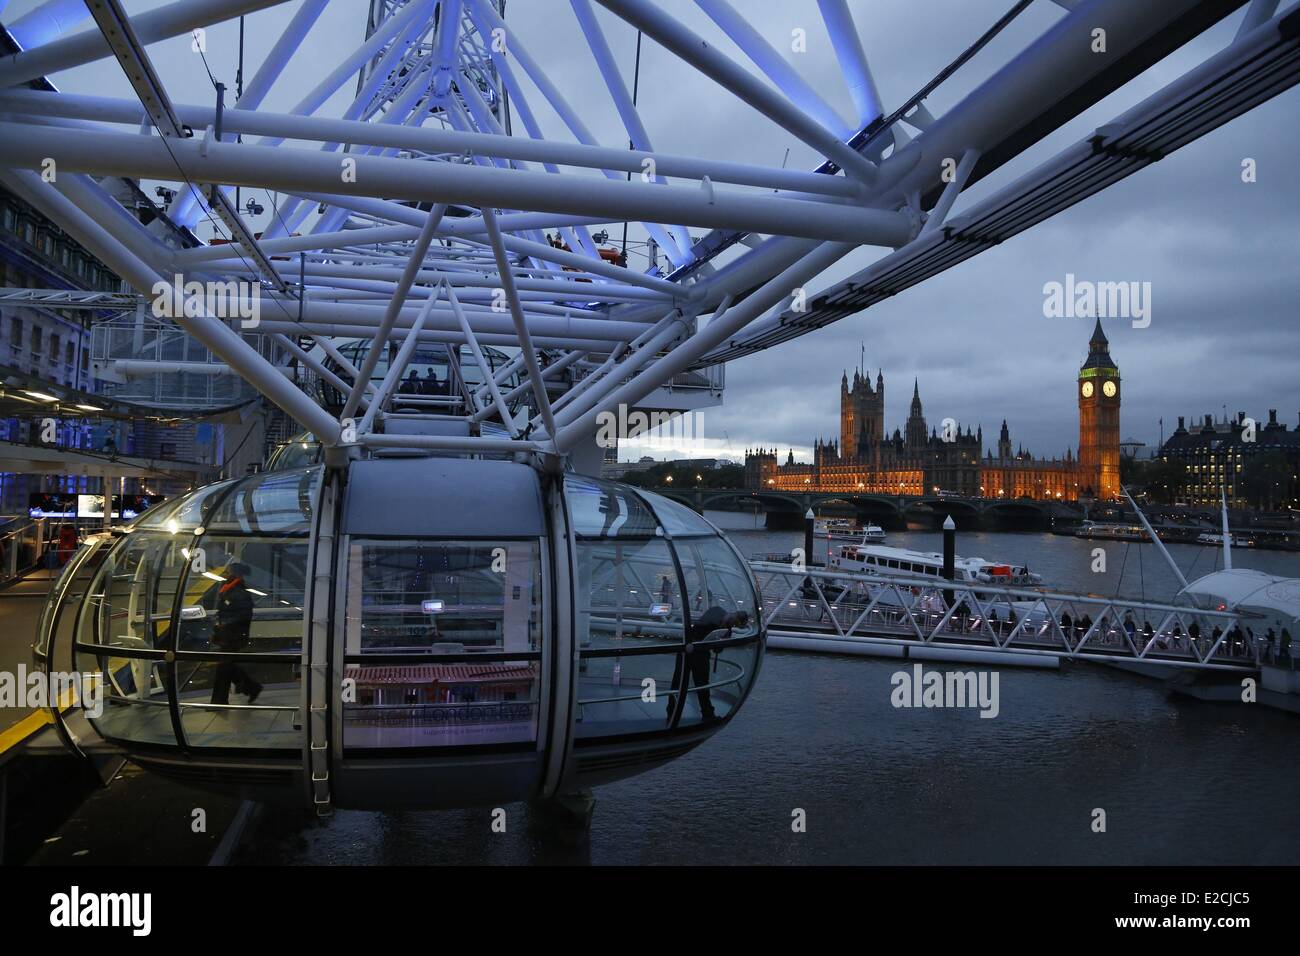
left=70, top=467, right=319, bottom=752
left=340, top=538, right=543, bottom=751
left=264, top=437, right=322, bottom=472
left=565, top=475, right=762, bottom=741
left=42, top=466, right=762, bottom=766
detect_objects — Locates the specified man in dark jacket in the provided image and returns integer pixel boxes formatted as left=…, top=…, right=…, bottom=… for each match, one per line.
left=210, top=562, right=263, bottom=705
left=668, top=606, right=748, bottom=723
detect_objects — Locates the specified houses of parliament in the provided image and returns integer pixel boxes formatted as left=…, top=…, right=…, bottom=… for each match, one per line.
left=744, top=321, right=1122, bottom=501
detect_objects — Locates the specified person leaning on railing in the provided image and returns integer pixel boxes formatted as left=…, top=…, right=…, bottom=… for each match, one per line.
left=668, top=606, right=749, bottom=723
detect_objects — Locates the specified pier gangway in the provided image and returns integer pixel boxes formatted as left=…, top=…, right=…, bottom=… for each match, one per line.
left=750, top=561, right=1259, bottom=673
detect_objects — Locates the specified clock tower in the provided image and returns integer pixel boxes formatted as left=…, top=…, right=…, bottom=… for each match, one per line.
left=1078, top=319, right=1120, bottom=499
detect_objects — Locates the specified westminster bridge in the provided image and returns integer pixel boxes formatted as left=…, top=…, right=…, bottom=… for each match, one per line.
left=647, top=488, right=1090, bottom=530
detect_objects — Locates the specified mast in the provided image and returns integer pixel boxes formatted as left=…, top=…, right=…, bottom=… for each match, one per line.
left=1122, top=487, right=1188, bottom=589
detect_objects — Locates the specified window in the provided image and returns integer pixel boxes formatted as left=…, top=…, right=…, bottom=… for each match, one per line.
left=565, top=475, right=761, bottom=740
left=73, top=471, right=319, bottom=751
left=30, top=325, right=41, bottom=355
left=342, top=539, right=542, bottom=749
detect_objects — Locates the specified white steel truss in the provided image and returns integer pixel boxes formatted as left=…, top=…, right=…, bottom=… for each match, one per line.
left=0, top=0, right=1294, bottom=458
left=752, top=562, right=1257, bottom=672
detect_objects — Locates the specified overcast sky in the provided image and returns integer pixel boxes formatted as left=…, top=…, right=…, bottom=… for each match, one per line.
left=6, top=0, right=1298, bottom=464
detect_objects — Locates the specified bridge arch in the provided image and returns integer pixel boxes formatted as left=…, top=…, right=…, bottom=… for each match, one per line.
left=810, top=494, right=904, bottom=524
left=982, top=499, right=1053, bottom=530
left=909, top=498, right=982, bottom=527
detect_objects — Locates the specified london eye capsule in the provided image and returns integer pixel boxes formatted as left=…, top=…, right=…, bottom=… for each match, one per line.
left=34, top=457, right=764, bottom=811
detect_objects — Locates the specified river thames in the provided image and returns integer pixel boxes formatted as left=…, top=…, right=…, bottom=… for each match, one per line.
left=239, top=517, right=1300, bottom=865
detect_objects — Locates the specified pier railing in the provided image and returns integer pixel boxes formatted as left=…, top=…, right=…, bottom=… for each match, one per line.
left=750, top=561, right=1257, bottom=672
left=0, top=516, right=52, bottom=585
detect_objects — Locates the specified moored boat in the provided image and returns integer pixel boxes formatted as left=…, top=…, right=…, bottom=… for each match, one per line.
left=827, top=543, right=1043, bottom=586
left=816, top=517, right=886, bottom=543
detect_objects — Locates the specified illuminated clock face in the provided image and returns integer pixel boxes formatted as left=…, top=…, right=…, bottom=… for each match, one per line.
left=1102, top=380, right=1117, bottom=397
left=1080, top=381, right=1094, bottom=398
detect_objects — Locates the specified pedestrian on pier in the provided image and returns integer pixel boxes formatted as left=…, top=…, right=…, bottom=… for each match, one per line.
left=1160, top=623, right=1178, bottom=651
left=1227, top=624, right=1245, bottom=658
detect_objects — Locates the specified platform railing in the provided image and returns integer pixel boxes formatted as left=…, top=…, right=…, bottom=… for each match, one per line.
left=750, top=561, right=1256, bottom=672
left=0, top=516, right=51, bottom=585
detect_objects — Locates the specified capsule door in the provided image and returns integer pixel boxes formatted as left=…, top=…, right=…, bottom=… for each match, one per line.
left=328, top=532, right=550, bottom=809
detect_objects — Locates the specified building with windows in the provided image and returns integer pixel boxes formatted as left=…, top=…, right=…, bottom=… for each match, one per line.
left=0, top=190, right=113, bottom=389
left=745, top=322, right=1123, bottom=501
left=0, top=185, right=244, bottom=514
left=1158, top=410, right=1300, bottom=509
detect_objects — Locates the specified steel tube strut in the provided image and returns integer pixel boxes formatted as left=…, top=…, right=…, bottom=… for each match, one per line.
left=0, top=123, right=910, bottom=245
left=0, top=168, right=341, bottom=442
left=0, top=89, right=866, bottom=199
left=481, top=207, right=559, bottom=451
left=595, top=0, right=878, bottom=185
left=340, top=203, right=446, bottom=421
left=0, top=0, right=292, bottom=88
